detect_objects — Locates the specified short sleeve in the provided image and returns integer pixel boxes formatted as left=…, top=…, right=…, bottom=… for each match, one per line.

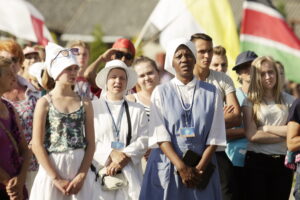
left=206, top=90, right=226, bottom=146
left=148, top=87, right=171, bottom=148
left=287, top=99, right=300, bottom=124
left=223, top=73, right=236, bottom=96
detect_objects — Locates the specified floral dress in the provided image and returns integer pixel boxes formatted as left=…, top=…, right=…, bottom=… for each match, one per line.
left=8, top=89, right=39, bottom=171
left=44, top=96, right=87, bottom=153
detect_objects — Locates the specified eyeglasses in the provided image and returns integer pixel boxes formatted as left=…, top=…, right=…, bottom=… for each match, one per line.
left=114, top=51, right=133, bottom=60
left=50, top=48, right=79, bottom=67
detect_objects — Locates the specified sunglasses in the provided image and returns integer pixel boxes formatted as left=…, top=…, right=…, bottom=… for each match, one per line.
left=50, top=48, right=79, bottom=67
left=114, top=51, right=133, bottom=60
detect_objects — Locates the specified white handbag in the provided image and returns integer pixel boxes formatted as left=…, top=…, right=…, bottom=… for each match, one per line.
left=98, top=168, right=128, bottom=191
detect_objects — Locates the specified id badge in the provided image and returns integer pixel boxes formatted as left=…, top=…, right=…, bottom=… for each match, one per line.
left=111, top=141, right=125, bottom=149
left=180, top=127, right=195, bottom=137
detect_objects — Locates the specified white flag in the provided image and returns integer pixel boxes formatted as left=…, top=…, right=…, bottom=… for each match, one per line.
left=0, top=0, right=53, bottom=45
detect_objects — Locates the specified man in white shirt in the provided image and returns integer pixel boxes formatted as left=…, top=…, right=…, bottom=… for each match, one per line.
left=191, top=33, right=241, bottom=200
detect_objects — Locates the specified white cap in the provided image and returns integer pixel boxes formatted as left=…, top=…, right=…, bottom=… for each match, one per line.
left=28, top=62, right=45, bottom=86
left=45, top=42, right=78, bottom=80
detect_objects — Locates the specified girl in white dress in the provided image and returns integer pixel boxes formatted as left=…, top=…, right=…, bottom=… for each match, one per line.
left=92, top=60, right=148, bottom=200
left=30, top=42, right=96, bottom=200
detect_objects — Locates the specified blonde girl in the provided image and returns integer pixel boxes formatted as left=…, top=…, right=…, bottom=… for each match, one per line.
left=243, top=56, right=295, bottom=200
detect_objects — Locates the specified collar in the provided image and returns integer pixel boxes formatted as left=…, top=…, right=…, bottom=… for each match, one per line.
left=172, top=76, right=197, bottom=87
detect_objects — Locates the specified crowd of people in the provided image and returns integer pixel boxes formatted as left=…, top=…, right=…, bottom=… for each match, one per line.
left=0, top=32, right=300, bottom=200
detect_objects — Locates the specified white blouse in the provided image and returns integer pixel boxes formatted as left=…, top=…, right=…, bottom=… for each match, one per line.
left=92, top=97, right=148, bottom=167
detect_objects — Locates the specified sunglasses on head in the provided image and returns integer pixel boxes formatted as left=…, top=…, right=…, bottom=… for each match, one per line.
left=115, top=51, right=133, bottom=60
left=50, top=48, right=79, bottom=67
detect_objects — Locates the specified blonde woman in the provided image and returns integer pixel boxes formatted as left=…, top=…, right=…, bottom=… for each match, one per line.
left=126, top=56, right=160, bottom=119
left=242, top=56, right=295, bottom=200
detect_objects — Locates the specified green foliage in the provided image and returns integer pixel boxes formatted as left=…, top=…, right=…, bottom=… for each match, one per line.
left=274, top=0, right=287, bottom=18
left=88, top=25, right=108, bottom=69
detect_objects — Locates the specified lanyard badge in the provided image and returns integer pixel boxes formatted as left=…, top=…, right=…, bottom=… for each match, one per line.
left=176, top=84, right=196, bottom=137
left=111, top=141, right=125, bottom=149
left=105, top=101, right=126, bottom=149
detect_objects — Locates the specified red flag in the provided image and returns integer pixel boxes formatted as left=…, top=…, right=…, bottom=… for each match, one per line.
left=240, top=0, right=300, bottom=83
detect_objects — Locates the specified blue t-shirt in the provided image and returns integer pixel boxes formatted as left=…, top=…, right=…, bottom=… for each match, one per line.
left=226, top=88, right=248, bottom=167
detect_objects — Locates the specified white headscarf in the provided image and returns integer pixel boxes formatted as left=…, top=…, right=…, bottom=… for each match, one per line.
left=28, top=62, right=45, bottom=86
left=164, top=38, right=197, bottom=75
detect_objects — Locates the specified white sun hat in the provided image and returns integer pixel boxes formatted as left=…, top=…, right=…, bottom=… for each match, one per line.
left=164, top=38, right=197, bottom=75
left=45, top=42, right=78, bottom=80
left=95, top=60, right=137, bottom=91
left=28, top=62, right=45, bottom=86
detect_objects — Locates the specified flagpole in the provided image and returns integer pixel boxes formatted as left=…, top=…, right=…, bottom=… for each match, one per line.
left=134, top=17, right=152, bottom=51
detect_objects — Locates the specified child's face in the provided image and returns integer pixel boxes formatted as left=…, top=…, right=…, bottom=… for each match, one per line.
left=56, top=65, right=79, bottom=85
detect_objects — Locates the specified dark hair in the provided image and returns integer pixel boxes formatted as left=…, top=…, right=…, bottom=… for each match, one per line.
left=190, top=33, right=212, bottom=42
left=41, top=69, right=55, bottom=91
left=132, top=56, right=159, bottom=73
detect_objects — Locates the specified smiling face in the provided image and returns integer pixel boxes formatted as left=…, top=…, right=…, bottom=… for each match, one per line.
left=106, top=68, right=128, bottom=97
left=134, top=61, right=160, bottom=92
left=172, top=45, right=196, bottom=81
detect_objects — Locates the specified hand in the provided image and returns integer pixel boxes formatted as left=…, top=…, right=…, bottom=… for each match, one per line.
left=223, top=105, right=234, bottom=115
left=28, top=140, right=33, bottom=150
left=259, top=125, right=269, bottom=132
left=6, top=176, right=24, bottom=200
left=110, top=150, right=130, bottom=168
left=100, top=48, right=119, bottom=63
left=106, top=162, right=122, bottom=176
left=52, top=178, right=70, bottom=195
left=66, top=173, right=85, bottom=195
left=177, top=165, right=200, bottom=188
left=144, top=149, right=151, bottom=161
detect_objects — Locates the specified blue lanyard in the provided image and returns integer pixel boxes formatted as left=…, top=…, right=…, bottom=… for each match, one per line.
left=176, top=84, right=196, bottom=127
left=105, top=101, right=125, bottom=141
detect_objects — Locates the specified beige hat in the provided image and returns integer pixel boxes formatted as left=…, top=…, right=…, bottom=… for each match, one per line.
left=45, top=42, right=78, bottom=80
left=95, top=60, right=137, bottom=91
left=28, top=62, right=45, bottom=86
